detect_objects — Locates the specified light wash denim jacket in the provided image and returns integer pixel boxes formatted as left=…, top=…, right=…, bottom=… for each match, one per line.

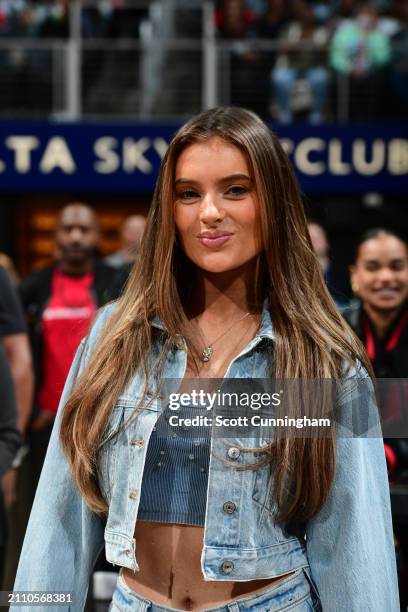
left=13, top=301, right=399, bottom=611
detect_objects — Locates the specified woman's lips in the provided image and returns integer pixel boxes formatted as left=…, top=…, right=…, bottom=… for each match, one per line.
left=197, top=234, right=232, bottom=248
left=375, top=288, right=401, bottom=299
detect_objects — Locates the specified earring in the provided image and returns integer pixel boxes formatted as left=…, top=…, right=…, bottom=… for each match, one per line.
left=351, top=281, right=359, bottom=294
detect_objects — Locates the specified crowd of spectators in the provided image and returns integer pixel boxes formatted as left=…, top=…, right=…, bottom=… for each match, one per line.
left=0, top=0, right=147, bottom=38
left=0, top=0, right=150, bottom=115
left=0, top=0, right=406, bottom=121
left=216, top=0, right=407, bottom=121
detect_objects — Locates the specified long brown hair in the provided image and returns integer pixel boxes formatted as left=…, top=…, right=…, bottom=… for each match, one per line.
left=61, top=107, right=372, bottom=522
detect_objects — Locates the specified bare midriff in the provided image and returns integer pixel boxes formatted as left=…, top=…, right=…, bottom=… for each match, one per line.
left=121, top=522, right=294, bottom=611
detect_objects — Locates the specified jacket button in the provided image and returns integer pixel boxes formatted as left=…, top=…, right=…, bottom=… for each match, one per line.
left=220, top=560, right=234, bottom=574
left=223, top=501, right=236, bottom=514
left=130, top=439, right=144, bottom=447
left=129, top=491, right=138, bottom=500
left=227, top=447, right=240, bottom=460
left=125, top=549, right=132, bottom=557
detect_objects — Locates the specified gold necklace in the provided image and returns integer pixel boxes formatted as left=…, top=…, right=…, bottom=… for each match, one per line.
left=196, top=312, right=251, bottom=362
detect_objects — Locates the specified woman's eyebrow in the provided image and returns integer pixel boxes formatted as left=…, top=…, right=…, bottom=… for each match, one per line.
left=390, top=258, right=407, bottom=264
left=365, top=257, right=405, bottom=264
left=220, top=173, right=253, bottom=184
left=174, top=178, right=199, bottom=186
left=174, top=174, right=252, bottom=186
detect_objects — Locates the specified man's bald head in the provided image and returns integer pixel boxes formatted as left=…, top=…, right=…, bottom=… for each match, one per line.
left=56, top=203, right=100, bottom=272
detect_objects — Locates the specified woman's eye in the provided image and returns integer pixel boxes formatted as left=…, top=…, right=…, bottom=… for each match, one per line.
left=365, top=263, right=379, bottom=271
left=177, top=190, right=199, bottom=200
left=391, top=261, right=406, bottom=271
left=226, top=185, right=248, bottom=197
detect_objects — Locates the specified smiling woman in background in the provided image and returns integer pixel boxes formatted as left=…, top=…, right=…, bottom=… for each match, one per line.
left=346, top=229, right=408, bottom=381
left=345, top=228, right=408, bottom=609
left=13, top=108, right=399, bottom=612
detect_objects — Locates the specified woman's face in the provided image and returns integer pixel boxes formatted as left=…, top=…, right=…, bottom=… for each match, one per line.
left=350, top=234, right=408, bottom=312
left=173, top=136, right=264, bottom=274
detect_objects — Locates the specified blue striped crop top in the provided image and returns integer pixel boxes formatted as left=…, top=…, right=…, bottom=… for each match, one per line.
left=137, top=402, right=211, bottom=527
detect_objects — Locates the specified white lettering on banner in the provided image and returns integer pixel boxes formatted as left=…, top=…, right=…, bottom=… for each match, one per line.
left=123, top=137, right=152, bottom=173
left=39, top=137, right=76, bottom=174
left=280, top=138, right=295, bottom=156
left=353, top=139, right=385, bottom=175
left=94, top=137, right=120, bottom=173
left=5, top=136, right=40, bottom=173
left=0, top=132, right=406, bottom=180
left=328, top=139, right=351, bottom=175
left=152, top=137, right=168, bottom=159
left=294, top=138, right=325, bottom=175
left=388, top=139, right=408, bottom=176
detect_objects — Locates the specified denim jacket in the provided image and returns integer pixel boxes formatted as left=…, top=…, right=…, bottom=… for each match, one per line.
left=13, top=301, right=399, bottom=611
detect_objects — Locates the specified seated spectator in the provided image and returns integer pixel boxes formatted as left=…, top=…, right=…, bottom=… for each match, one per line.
left=216, top=0, right=270, bottom=115
left=389, top=0, right=408, bottom=117
left=256, top=0, right=289, bottom=38
left=271, top=0, right=330, bottom=123
left=329, top=1, right=391, bottom=120
left=311, top=0, right=337, bottom=24
left=37, top=0, right=68, bottom=38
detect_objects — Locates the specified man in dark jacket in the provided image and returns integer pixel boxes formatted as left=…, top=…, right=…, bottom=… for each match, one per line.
left=0, top=342, right=21, bottom=586
left=0, top=267, right=26, bottom=588
left=19, top=203, right=119, bottom=496
left=12, top=202, right=121, bottom=603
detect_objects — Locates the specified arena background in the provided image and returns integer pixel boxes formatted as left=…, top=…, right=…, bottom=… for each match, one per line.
left=0, top=0, right=407, bottom=610
left=0, top=0, right=406, bottom=299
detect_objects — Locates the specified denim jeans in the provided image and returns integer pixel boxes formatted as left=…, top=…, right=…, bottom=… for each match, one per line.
left=109, top=567, right=321, bottom=611
left=271, top=66, right=329, bottom=123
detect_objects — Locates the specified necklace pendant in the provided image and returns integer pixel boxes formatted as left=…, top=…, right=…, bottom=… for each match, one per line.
left=201, top=346, right=214, bottom=362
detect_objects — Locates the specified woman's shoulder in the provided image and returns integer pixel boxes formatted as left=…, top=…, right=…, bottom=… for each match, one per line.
left=341, top=357, right=370, bottom=382
left=86, top=300, right=119, bottom=352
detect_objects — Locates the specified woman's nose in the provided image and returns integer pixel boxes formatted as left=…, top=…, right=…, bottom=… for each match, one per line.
left=199, top=194, right=224, bottom=224
left=377, top=267, right=396, bottom=283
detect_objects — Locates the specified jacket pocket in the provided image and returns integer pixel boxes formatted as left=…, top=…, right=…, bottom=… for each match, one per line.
left=116, top=393, right=161, bottom=414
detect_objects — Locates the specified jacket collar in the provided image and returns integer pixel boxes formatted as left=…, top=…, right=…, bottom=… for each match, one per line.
left=151, top=299, right=275, bottom=342
left=257, top=298, right=275, bottom=341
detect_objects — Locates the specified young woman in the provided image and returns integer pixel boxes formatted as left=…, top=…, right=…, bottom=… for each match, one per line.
left=13, top=108, right=398, bottom=611
left=345, top=228, right=408, bottom=609
left=346, top=228, right=408, bottom=381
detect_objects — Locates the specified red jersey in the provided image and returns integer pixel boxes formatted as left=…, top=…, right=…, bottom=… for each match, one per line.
left=37, top=268, right=96, bottom=415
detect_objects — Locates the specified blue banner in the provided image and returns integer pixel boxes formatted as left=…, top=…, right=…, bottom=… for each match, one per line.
left=0, top=120, right=406, bottom=194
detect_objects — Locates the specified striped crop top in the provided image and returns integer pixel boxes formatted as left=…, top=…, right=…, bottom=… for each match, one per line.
left=137, top=402, right=211, bottom=527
